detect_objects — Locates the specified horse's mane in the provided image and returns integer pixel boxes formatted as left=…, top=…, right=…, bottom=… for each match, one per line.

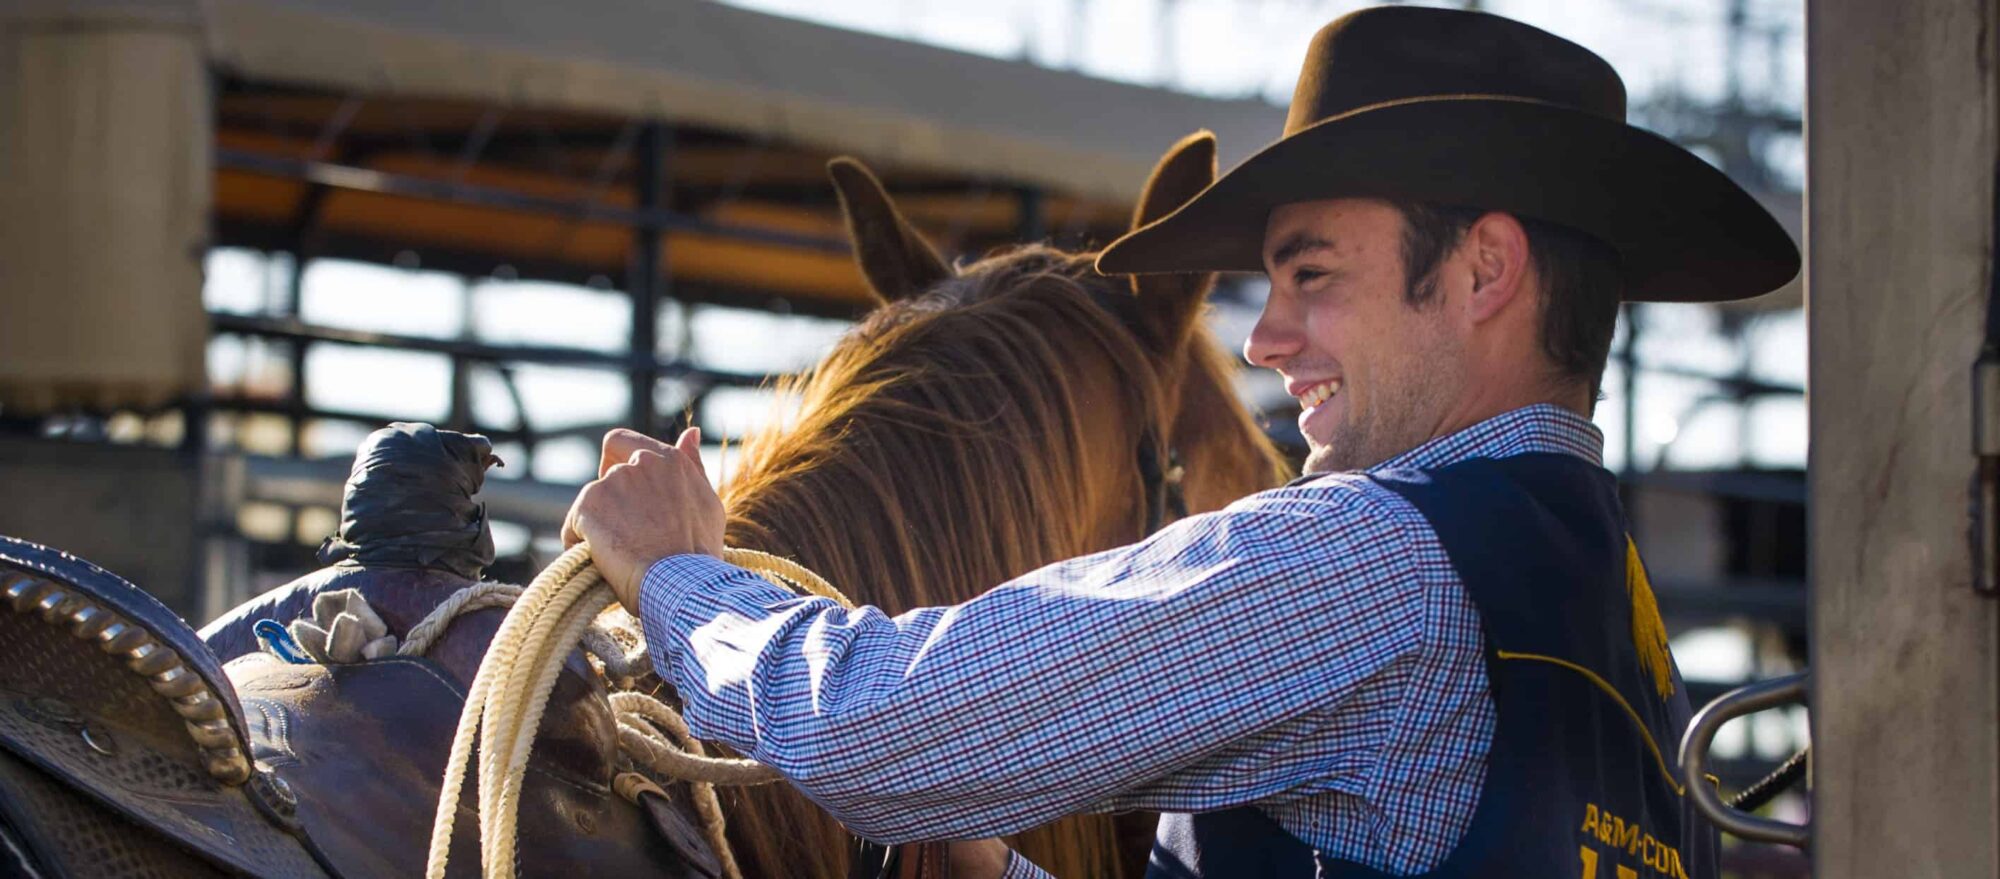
left=711, top=244, right=1181, bottom=879
left=722, top=245, right=1169, bottom=612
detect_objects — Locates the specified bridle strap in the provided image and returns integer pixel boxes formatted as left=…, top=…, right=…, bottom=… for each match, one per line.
left=1137, top=430, right=1189, bottom=538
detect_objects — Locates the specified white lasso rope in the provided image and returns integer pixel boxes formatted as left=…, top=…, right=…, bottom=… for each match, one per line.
left=423, top=543, right=853, bottom=879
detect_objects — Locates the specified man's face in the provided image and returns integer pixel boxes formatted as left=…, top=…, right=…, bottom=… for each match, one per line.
left=1247, top=199, right=1466, bottom=474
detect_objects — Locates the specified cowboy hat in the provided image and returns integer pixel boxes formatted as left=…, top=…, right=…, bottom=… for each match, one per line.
left=1096, top=6, right=1799, bottom=303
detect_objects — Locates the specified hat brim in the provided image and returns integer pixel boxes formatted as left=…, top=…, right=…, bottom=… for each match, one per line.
left=1096, top=97, right=1799, bottom=303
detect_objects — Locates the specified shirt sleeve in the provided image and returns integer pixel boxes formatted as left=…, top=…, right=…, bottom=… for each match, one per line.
left=999, top=849, right=1052, bottom=879
left=638, top=480, right=1428, bottom=842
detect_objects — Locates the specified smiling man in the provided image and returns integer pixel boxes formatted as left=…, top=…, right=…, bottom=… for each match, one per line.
left=564, top=7, right=1798, bottom=878
left=1251, top=198, right=1618, bottom=475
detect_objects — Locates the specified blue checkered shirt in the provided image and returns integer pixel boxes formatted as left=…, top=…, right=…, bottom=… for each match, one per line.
left=639, top=404, right=1607, bottom=877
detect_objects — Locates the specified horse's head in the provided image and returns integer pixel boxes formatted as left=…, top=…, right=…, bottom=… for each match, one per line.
left=724, top=133, right=1287, bottom=606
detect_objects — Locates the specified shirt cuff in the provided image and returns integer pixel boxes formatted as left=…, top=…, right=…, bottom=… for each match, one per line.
left=1000, top=850, right=1053, bottom=879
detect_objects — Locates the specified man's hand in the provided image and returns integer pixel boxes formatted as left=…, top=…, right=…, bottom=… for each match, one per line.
left=562, top=427, right=724, bottom=613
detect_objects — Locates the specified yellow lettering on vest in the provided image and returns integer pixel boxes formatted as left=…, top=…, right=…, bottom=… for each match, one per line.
left=1573, top=803, right=1688, bottom=879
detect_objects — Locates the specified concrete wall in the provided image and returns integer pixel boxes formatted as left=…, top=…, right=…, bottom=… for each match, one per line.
left=1809, top=0, right=2000, bottom=873
left=0, top=438, right=201, bottom=617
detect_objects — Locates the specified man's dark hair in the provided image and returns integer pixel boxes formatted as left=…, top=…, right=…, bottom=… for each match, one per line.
left=1395, top=201, right=1624, bottom=402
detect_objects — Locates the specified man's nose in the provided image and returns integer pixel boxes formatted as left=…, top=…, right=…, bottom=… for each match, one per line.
left=1244, top=297, right=1303, bottom=370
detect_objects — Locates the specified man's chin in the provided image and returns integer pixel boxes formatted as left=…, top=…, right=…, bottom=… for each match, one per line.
left=1303, top=430, right=1381, bottom=474
left=1302, top=444, right=1340, bottom=475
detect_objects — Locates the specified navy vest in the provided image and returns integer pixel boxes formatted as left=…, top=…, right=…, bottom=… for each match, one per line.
left=1147, top=453, right=1717, bottom=879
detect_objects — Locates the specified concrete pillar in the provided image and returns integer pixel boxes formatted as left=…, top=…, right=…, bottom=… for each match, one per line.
left=0, top=0, right=210, bottom=413
left=1808, top=0, right=2000, bottom=874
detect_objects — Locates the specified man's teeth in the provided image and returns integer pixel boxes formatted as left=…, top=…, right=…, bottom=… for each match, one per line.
left=1301, top=380, right=1342, bottom=409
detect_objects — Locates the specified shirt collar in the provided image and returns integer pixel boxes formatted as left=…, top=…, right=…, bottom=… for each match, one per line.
left=1373, top=403, right=1605, bottom=472
left=1287, top=404, right=1605, bottom=487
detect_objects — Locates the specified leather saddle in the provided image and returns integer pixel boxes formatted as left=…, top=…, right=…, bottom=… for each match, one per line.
left=0, top=536, right=723, bottom=878
left=0, top=422, right=724, bottom=878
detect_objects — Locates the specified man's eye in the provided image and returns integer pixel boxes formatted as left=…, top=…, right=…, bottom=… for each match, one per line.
left=1293, top=268, right=1327, bottom=286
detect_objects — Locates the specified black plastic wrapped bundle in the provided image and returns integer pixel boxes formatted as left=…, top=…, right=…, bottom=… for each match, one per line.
left=315, top=422, right=499, bottom=580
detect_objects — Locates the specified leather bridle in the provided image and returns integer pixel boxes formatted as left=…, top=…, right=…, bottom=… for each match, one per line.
left=1137, top=430, right=1190, bottom=538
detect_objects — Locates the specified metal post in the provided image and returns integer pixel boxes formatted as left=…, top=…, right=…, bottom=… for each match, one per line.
left=628, top=122, right=667, bottom=436
left=283, top=245, right=311, bottom=455
left=677, top=301, right=700, bottom=434
left=448, top=277, right=473, bottom=432
left=1016, top=186, right=1048, bottom=244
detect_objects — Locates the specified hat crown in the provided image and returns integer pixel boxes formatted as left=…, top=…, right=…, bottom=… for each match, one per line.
left=1285, top=6, right=1628, bottom=136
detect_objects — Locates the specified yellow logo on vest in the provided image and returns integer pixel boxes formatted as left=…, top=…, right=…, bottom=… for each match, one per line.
left=1626, top=537, right=1675, bottom=701
left=1579, top=802, right=1687, bottom=879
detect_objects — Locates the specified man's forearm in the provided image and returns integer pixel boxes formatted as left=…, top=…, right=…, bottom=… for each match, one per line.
left=639, top=551, right=1098, bottom=839
left=635, top=492, right=1423, bottom=842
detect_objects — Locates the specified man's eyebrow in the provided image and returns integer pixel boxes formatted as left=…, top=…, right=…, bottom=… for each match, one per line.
left=1266, top=233, right=1336, bottom=268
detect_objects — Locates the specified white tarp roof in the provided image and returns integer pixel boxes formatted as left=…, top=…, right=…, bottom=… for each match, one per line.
left=201, top=0, right=1287, bottom=203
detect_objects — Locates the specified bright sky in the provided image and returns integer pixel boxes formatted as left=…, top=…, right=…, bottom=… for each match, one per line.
left=719, top=0, right=1804, bottom=114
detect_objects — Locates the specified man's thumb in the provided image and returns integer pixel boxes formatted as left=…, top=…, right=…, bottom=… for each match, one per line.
left=677, top=427, right=707, bottom=478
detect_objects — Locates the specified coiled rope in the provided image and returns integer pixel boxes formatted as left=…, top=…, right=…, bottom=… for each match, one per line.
left=423, top=543, right=853, bottom=879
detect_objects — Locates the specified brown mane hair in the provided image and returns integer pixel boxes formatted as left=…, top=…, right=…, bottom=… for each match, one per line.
left=708, top=247, right=1285, bottom=879
left=724, top=245, right=1169, bottom=607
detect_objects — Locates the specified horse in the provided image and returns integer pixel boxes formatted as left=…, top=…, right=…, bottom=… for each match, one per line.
left=708, top=133, right=1288, bottom=879
left=0, top=131, right=1286, bottom=879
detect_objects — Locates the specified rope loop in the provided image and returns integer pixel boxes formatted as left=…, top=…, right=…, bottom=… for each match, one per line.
left=426, top=544, right=850, bottom=879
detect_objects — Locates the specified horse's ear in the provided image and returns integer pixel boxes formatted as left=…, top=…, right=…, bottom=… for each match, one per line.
left=828, top=158, right=953, bottom=303
left=1127, top=131, right=1219, bottom=349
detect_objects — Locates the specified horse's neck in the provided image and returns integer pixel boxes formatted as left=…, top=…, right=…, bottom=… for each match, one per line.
left=722, top=472, right=1084, bottom=614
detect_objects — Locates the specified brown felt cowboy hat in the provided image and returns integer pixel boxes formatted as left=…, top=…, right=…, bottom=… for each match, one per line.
left=1097, top=6, right=1799, bottom=303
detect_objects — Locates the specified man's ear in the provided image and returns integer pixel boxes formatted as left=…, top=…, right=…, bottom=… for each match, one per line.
left=827, top=158, right=953, bottom=303
left=1127, top=131, right=1220, bottom=350
left=1464, top=211, right=1532, bottom=323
